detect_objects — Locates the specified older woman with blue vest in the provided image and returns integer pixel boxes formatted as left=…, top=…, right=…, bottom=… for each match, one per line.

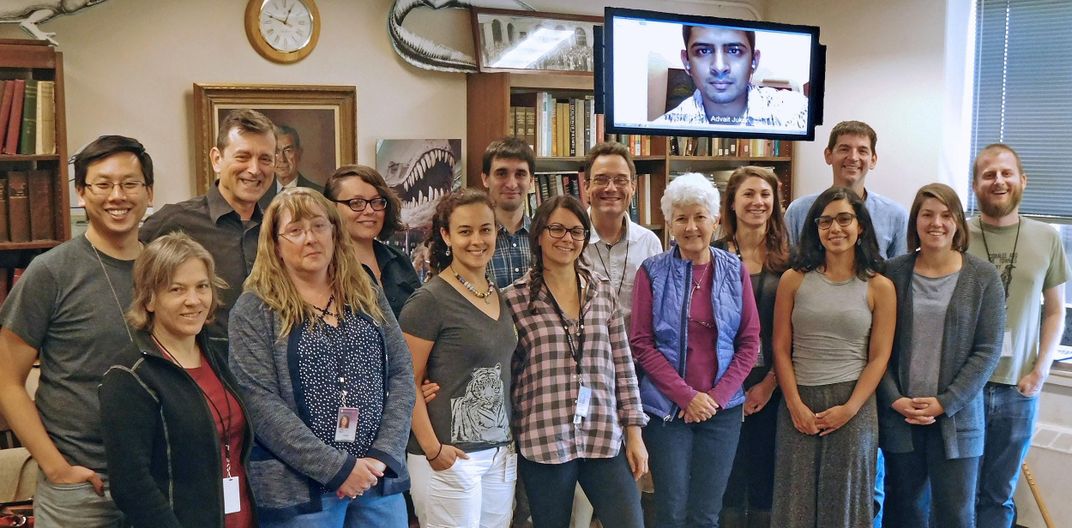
left=630, top=173, right=760, bottom=527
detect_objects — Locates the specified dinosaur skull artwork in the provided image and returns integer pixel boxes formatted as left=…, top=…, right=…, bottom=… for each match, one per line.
left=0, top=0, right=109, bottom=45
left=378, top=139, right=461, bottom=230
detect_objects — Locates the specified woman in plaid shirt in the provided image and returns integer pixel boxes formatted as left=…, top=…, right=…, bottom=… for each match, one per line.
left=504, top=195, right=649, bottom=528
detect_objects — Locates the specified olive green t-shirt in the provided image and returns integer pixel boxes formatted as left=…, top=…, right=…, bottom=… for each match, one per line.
left=967, top=216, right=1070, bottom=385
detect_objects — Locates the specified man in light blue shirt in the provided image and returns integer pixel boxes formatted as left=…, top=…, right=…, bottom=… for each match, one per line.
left=784, top=120, right=908, bottom=259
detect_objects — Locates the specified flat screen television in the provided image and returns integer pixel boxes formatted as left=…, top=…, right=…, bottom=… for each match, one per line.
left=601, top=7, right=825, bottom=141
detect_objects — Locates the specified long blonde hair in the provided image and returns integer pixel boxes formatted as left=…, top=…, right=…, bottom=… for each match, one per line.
left=245, top=187, right=383, bottom=338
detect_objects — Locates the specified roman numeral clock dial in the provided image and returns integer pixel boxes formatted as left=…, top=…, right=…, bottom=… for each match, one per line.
left=245, top=0, right=320, bottom=63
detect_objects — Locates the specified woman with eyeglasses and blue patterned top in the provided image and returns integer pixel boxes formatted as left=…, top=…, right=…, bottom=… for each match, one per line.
left=324, top=165, right=421, bottom=320
left=770, top=186, right=895, bottom=528
left=228, top=188, right=415, bottom=527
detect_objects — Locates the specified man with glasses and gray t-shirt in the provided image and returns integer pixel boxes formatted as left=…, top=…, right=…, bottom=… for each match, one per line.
left=0, top=136, right=155, bottom=526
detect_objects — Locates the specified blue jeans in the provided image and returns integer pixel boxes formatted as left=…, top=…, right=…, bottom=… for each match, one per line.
left=260, top=485, right=407, bottom=528
left=884, top=424, right=978, bottom=528
left=976, top=382, right=1039, bottom=528
left=874, top=449, right=885, bottom=528
left=644, top=405, right=742, bottom=528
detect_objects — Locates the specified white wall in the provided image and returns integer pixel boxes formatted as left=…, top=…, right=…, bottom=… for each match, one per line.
left=765, top=0, right=973, bottom=207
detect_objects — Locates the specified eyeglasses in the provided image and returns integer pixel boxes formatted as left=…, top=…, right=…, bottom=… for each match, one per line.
left=545, top=224, right=588, bottom=241
left=590, top=175, right=632, bottom=188
left=84, top=180, right=148, bottom=196
left=278, top=219, right=333, bottom=243
left=276, top=146, right=297, bottom=157
left=814, top=212, right=857, bottom=230
left=330, top=196, right=388, bottom=213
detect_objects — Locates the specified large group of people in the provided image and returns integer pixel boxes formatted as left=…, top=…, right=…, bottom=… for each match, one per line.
left=0, top=110, right=1066, bottom=528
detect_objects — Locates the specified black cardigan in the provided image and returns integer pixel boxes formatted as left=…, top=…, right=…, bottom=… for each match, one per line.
left=99, top=330, right=255, bottom=528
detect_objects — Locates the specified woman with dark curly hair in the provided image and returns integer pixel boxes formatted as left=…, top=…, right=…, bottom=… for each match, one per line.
left=771, top=186, right=895, bottom=527
left=324, top=165, right=420, bottom=319
left=399, top=188, right=518, bottom=527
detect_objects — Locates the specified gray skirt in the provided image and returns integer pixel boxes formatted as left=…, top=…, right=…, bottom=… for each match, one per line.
left=771, top=380, right=877, bottom=528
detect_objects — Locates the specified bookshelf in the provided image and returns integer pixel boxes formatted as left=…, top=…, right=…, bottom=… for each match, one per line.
left=0, top=39, right=71, bottom=299
left=465, top=71, right=795, bottom=243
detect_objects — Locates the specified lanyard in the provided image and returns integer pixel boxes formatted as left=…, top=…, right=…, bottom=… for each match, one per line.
left=594, top=235, right=630, bottom=302
left=978, top=217, right=1020, bottom=301
left=545, top=276, right=587, bottom=377
left=154, top=336, right=236, bottom=477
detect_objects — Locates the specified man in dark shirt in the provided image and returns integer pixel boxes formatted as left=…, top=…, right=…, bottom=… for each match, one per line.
left=140, top=108, right=277, bottom=343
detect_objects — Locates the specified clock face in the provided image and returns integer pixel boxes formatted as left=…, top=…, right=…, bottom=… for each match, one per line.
left=258, top=0, right=314, bottom=53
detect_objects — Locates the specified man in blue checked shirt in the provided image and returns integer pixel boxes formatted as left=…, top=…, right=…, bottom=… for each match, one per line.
left=482, top=137, right=536, bottom=289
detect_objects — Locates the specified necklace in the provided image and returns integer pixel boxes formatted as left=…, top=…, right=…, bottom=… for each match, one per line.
left=978, top=216, right=1021, bottom=300
left=451, top=265, right=495, bottom=304
left=313, top=293, right=337, bottom=318
left=692, top=261, right=711, bottom=290
left=594, top=231, right=630, bottom=301
left=88, top=236, right=135, bottom=345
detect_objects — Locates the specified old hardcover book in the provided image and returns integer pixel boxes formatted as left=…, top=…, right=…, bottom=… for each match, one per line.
left=0, top=177, right=8, bottom=242
left=28, top=169, right=53, bottom=240
left=0, top=81, right=13, bottom=148
left=6, top=171, right=29, bottom=242
left=36, top=81, right=56, bottom=155
left=3, top=79, right=25, bottom=155
left=17, top=79, right=38, bottom=155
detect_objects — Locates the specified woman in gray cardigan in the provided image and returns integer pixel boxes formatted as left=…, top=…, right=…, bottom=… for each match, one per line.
left=228, top=189, right=415, bottom=527
left=879, top=183, right=1004, bottom=528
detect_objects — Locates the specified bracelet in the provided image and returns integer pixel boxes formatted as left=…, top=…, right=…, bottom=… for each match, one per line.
left=426, top=444, right=443, bottom=461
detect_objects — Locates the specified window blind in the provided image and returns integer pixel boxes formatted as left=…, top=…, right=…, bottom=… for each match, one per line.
left=971, top=0, right=1072, bottom=218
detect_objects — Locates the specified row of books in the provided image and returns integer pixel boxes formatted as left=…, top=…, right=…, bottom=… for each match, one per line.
left=510, top=93, right=599, bottom=158
left=524, top=171, right=588, bottom=217
left=628, top=173, right=657, bottom=226
left=0, top=169, right=56, bottom=243
left=606, top=134, right=654, bottom=157
left=0, top=79, right=57, bottom=156
left=670, top=136, right=790, bottom=158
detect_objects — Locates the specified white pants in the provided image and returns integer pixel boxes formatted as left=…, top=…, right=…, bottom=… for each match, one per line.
left=408, top=446, right=516, bottom=528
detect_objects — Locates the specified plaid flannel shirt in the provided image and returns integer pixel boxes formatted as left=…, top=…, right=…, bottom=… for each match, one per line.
left=487, top=217, right=532, bottom=289
left=504, top=271, right=648, bottom=464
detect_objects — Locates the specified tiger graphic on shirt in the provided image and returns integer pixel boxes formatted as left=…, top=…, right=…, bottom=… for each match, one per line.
left=450, top=363, right=509, bottom=443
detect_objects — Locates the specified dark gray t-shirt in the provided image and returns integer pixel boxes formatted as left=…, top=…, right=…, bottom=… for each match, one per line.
left=399, top=276, right=516, bottom=454
left=907, top=271, right=960, bottom=397
left=0, top=236, right=139, bottom=472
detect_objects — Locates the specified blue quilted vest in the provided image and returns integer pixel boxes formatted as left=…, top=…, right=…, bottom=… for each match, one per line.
left=639, top=246, right=745, bottom=420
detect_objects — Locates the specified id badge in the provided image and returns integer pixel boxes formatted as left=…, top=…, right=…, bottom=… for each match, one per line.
left=335, top=407, right=359, bottom=442
left=1001, top=331, right=1014, bottom=358
left=223, top=476, right=241, bottom=514
left=574, top=385, right=593, bottom=424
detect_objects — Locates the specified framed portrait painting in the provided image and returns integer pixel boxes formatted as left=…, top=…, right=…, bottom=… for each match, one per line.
left=471, top=8, right=601, bottom=74
left=193, top=83, right=357, bottom=194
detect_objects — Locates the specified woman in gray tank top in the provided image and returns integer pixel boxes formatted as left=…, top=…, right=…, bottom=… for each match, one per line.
left=879, top=184, right=1004, bottom=528
left=771, top=187, right=896, bottom=528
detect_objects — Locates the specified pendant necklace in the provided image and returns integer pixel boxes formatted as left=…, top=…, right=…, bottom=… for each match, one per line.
left=451, top=264, right=495, bottom=304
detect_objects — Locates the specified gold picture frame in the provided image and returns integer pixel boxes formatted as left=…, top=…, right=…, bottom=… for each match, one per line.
left=193, top=83, right=356, bottom=195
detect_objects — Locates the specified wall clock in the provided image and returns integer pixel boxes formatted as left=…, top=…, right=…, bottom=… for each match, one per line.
left=245, top=0, right=320, bottom=63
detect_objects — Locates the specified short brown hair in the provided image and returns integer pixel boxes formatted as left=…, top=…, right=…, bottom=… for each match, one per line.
left=324, top=165, right=405, bottom=240
left=972, top=143, right=1024, bottom=183
left=127, top=232, right=227, bottom=331
left=583, top=142, right=636, bottom=181
left=481, top=137, right=535, bottom=176
left=906, top=183, right=969, bottom=253
left=216, top=109, right=276, bottom=151
left=826, top=120, right=877, bottom=155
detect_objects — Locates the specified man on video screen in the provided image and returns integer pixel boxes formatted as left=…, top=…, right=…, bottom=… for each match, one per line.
left=656, top=25, right=808, bottom=129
